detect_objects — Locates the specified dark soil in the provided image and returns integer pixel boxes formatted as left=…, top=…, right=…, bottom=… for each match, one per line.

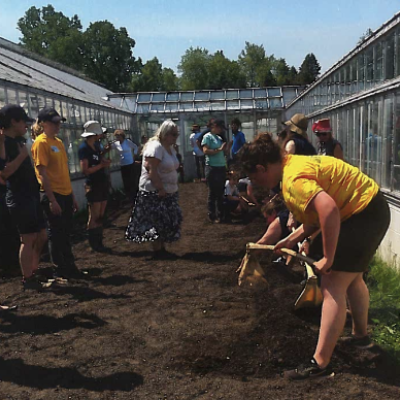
left=0, top=183, right=399, bottom=399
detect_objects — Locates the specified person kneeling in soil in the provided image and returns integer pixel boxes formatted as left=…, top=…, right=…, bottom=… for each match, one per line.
left=125, top=120, right=182, bottom=257
left=239, top=133, right=390, bottom=380
left=222, top=171, right=247, bottom=222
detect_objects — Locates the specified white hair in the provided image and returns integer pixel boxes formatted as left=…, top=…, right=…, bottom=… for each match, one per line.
left=146, top=120, right=177, bottom=148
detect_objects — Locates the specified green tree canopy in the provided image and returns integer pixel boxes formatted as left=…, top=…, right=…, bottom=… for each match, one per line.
left=18, top=5, right=82, bottom=56
left=298, top=53, right=321, bottom=85
left=82, top=22, right=137, bottom=91
left=178, top=47, right=211, bottom=90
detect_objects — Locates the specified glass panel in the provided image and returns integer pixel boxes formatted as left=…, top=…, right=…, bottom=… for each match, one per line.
left=179, top=102, right=194, bottom=111
left=138, top=93, right=151, bottom=102
left=210, top=101, right=225, bottom=110
left=385, top=33, right=395, bottom=80
left=194, top=92, right=209, bottom=101
left=283, top=88, right=297, bottom=105
left=254, top=89, right=267, bottom=98
left=165, top=103, right=179, bottom=112
left=152, top=93, right=166, bottom=102
left=227, top=100, right=240, bottom=110
left=210, top=91, right=224, bottom=100
left=255, top=99, right=268, bottom=109
left=6, top=88, right=17, bottom=105
left=382, top=97, right=394, bottom=189
left=137, top=104, right=150, bottom=113
left=240, top=99, right=253, bottom=109
left=226, top=90, right=239, bottom=99
left=375, top=41, right=383, bottom=82
left=268, top=88, right=281, bottom=97
left=150, top=104, right=165, bottom=112
left=166, top=93, right=179, bottom=101
left=358, top=53, right=365, bottom=91
left=239, top=89, right=252, bottom=98
left=393, top=91, right=400, bottom=191
left=269, top=99, right=282, bottom=108
left=180, top=92, right=194, bottom=101
left=18, top=91, right=29, bottom=114
left=45, top=98, right=54, bottom=108
left=366, top=47, right=374, bottom=82
left=0, top=87, right=5, bottom=108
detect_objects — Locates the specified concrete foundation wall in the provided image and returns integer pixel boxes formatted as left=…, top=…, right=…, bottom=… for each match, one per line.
left=377, top=203, right=400, bottom=270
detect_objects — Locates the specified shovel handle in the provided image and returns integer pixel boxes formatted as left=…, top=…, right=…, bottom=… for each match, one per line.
left=246, top=243, right=317, bottom=267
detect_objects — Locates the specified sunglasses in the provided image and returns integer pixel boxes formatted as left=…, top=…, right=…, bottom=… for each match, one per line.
left=315, top=132, right=329, bottom=137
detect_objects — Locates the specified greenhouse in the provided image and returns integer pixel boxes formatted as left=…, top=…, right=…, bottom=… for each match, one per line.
left=285, top=11, right=400, bottom=265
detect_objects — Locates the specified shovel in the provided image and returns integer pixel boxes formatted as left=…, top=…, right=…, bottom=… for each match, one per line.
left=237, top=243, right=323, bottom=309
left=237, top=243, right=316, bottom=290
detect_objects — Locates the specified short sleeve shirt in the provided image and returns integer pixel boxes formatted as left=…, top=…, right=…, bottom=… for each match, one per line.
left=31, top=134, right=72, bottom=195
left=282, top=155, right=379, bottom=226
left=202, top=133, right=225, bottom=167
left=231, top=131, right=246, bottom=155
left=78, top=141, right=106, bottom=184
left=112, top=139, right=138, bottom=166
left=225, top=180, right=239, bottom=197
left=139, top=140, right=179, bottom=193
left=4, top=136, right=39, bottom=195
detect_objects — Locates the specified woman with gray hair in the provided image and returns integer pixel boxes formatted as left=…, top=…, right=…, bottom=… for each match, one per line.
left=125, top=120, right=182, bottom=257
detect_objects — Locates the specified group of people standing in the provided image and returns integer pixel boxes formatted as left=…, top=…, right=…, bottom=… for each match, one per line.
left=0, top=105, right=390, bottom=382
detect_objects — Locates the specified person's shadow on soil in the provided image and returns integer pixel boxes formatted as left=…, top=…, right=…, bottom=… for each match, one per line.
left=180, top=251, right=244, bottom=263
left=0, top=357, right=143, bottom=391
left=0, top=312, right=106, bottom=335
left=90, top=275, right=150, bottom=287
left=50, top=286, right=131, bottom=303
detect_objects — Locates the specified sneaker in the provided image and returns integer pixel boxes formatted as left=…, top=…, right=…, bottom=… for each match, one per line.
left=214, top=218, right=221, bottom=224
left=340, top=335, right=374, bottom=349
left=283, top=358, right=332, bottom=380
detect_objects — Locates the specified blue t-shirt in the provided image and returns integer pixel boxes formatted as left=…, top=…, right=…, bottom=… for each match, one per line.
left=202, top=133, right=226, bottom=167
left=78, top=141, right=106, bottom=184
left=231, top=131, right=246, bottom=156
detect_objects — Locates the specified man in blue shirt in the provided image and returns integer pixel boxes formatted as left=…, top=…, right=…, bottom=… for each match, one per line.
left=229, top=118, right=246, bottom=166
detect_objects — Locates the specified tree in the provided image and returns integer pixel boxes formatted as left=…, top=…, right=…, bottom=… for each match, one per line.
left=298, top=53, right=321, bottom=85
left=161, top=68, right=179, bottom=91
left=17, top=5, right=82, bottom=57
left=287, top=66, right=298, bottom=84
left=238, top=42, right=277, bottom=87
left=274, top=58, right=291, bottom=85
left=178, top=47, right=210, bottom=90
left=82, top=21, right=138, bottom=91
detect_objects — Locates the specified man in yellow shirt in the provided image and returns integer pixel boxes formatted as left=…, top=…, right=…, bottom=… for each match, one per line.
left=31, top=107, right=81, bottom=278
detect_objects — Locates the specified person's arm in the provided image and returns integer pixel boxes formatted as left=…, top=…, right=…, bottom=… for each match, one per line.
left=36, top=165, right=62, bottom=215
left=0, top=143, right=29, bottom=180
left=144, top=157, right=166, bottom=197
left=127, top=139, right=139, bottom=155
left=246, top=184, right=259, bottom=206
left=334, top=143, right=344, bottom=160
left=80, top=158, right=110, bottom=176
left=285, top=140, right=296, bottom=155
left=202, top=142, right=226, bottom=156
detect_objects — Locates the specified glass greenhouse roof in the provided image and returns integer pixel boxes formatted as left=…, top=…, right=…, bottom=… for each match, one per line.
left=107, top=86, right=301, bottom=114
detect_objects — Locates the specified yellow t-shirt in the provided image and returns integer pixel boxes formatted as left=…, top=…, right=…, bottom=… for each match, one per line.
left=31, top=134, right=72, bottom=196
left=282, top=155, right=379, bottom=226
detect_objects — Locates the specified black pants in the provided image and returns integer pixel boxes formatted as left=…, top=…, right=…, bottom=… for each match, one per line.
left=195, top=156, right=205, bottom=180
left=41, top=193, right=74, bottom=268
left=121, top=164, right=137, bottom=200
left=205, top=165, right=226, bottom=220
left=0, top=195, right=20, bottom=269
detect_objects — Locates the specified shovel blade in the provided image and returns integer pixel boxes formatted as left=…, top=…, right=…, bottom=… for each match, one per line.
left=294, top=278, right=323, bottom=310
left=238, top=253, right=268, bottom=290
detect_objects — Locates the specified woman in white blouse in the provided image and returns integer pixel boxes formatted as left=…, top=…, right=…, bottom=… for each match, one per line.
left=125, top=120, right=182, bottom=257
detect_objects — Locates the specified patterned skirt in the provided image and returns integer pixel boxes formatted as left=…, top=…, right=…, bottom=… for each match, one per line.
left=125, top=190, right=182, bottom=243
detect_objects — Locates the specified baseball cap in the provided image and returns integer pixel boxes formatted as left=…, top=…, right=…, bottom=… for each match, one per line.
left=37, top=107, right=66, bottom=124
left=312, top=118, right=332, bottom=133
left=0, top=104, right=34, bottom=128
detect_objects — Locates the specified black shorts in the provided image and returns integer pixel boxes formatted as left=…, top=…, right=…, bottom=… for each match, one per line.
left=6, top=192, right=46, bottom=235
left=309, top=192, right=390, bottom=272
left=85, top=181, right=109, bottom=203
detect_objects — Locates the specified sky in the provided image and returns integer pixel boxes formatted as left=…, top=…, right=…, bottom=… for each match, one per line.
left=0, top=0, right=399, bottom=74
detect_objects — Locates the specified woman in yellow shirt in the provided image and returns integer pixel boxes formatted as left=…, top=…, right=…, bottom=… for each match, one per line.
left=239, top=133, right=390, bottom=380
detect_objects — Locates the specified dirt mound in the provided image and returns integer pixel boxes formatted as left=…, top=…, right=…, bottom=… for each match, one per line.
left=0, top=183, right=399, bottom=399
